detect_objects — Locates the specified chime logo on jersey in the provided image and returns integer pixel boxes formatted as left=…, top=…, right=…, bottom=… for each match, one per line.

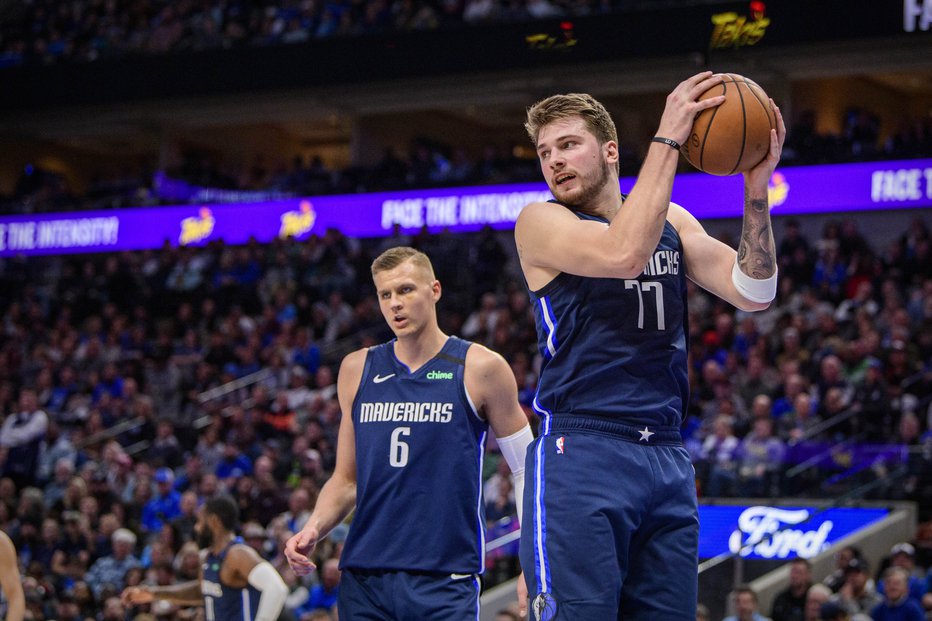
left=358, top=401, right=454, bottom=423
left=426, top=370, right=453, bottom=380
left=555, top=436, right=565, bottom=454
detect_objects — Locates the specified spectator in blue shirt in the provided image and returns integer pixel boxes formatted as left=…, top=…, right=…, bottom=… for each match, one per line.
left=876, top=544, right=928, bottom=609
left=141, top=468, right=181, bottom=534
left=86, top=528, right=141, bottom=599
left=215, top=442, right=253, bottom=480
left=871, top=567, right=925, bottom=621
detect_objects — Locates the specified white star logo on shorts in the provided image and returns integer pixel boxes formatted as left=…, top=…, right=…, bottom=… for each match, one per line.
left=638, top=427, right=654, bottom=442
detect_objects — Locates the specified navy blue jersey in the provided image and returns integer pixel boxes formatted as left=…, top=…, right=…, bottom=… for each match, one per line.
left=341, top=336, right=489, bottom=575
left=530, top=208, right=689, bottom=429
left=201, top=539, right=261, bottom=621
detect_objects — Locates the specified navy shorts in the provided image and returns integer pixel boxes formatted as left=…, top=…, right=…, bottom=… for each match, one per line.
left=338, top=568, right=480, bottom=621
left=519, top=415, right=698, bottom=621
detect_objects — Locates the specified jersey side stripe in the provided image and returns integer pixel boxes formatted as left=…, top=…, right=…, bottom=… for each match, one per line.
left=533, top=435, right=550, bottom=593
left=538, top=296, right=559, bottom=359
left=241, top=590, right=251, bottom=621
left=476, top=430, right=487, bottom=573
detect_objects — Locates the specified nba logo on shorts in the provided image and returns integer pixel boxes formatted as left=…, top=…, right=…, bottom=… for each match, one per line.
left=555, top=436, right=565, bottom=454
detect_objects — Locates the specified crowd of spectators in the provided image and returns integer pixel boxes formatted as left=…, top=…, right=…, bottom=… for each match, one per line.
left=172, top=139, right=546, bottom=197
left=0, top=204, right=928, bottom=619
left=2, top=138, right=549, bottom=215
left=5, top=103, right=931, bottom=217
left=0, top=0, right=628, bottom=69
left=783, top=108, right=932, bottom=166
left=713, top=538, right=932, bottom=621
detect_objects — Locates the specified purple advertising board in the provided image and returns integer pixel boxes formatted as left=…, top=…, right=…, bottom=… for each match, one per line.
left=0, top=159, right=929, bottom=257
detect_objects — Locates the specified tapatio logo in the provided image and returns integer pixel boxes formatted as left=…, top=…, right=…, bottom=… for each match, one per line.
left=710, top=1, right=770, bottom=49
left=279, top=200, right=316, bottom=240
left=728, top=506, right=833, bottom=559
left=179, top=207, right=215, bottom=246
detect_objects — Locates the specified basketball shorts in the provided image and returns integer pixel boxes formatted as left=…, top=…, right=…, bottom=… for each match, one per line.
left=519, top=415, right=699, bottom=621
left=338, top=568, right=480, bottom=621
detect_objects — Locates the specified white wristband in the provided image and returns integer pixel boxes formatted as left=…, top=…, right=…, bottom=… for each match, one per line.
left=732, top=261, right=777, bottom=304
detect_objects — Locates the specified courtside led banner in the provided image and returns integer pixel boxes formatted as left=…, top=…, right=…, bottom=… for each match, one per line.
left=699, top=505, right=890, bottom=560
left=0, top=159, right=929, bottom=257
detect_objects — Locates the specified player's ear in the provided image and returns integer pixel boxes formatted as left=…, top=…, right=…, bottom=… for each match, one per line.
left=604, top=140, right=619, bottom=165
left=432, top=279, right=442, bottom=302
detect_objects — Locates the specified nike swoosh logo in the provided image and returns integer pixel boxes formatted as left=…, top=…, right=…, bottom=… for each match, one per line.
left=373, top=374, right=395, bottom=383
left=450, top=573, right=473, bottom=580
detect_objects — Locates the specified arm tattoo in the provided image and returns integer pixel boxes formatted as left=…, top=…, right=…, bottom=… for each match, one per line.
left=737, top=188, right=776, bottom=279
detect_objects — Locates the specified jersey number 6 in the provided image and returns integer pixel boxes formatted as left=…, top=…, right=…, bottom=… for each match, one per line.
left=390, top=426, right=411, bottom=467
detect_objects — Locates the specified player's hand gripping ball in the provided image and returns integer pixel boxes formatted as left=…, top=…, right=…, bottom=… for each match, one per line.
left=681, top=73, right=776, bottom=176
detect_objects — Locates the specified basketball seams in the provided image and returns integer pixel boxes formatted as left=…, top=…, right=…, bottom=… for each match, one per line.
left=727, top=74, right=747, bottom=176
left=741, top=76, right=775, bottom=131
left=697, top=81, right=727, bottom=173
left=685, top=73, right=771, bottom=176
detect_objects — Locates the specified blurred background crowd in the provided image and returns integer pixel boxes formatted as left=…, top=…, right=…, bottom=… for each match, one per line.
left=0, top=210, right=929, bottom=620
left=0, top=0, right=930, bottom=619
left=4, top=105, right=932, bottom=216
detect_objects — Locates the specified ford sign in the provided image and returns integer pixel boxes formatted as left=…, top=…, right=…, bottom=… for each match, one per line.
left=699, top=505, right=890, bottom=560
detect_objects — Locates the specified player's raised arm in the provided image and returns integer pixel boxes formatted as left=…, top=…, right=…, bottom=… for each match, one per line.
left=226, top=545, right=288, bottom=621
left=669, top=101, right=784, bottom=312
left=284, top=348, right=363, bottom=575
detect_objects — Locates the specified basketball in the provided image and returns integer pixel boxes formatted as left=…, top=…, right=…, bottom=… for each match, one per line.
left=681, top=73, right=776, bottom=176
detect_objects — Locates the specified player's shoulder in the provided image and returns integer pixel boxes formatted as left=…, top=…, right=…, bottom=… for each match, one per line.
left=516, top=200, right=574, bottom=229
left=228, top=542, right=261, bottom=559
left=340, top=347, right=370, bottom=374
left=0, top=528, right=13, bottom=552
left=665, top=202, right=695, bottom=232
left=223, top=543, right=264, bottom=574
left=336, top=348, right=370, bottom=395
left=465, top=342, right=510, bottom=378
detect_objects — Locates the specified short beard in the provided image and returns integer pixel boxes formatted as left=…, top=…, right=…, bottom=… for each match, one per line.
left=197, top=528, right=213, bottom=549
left=551, top=160, right=611, bottom=210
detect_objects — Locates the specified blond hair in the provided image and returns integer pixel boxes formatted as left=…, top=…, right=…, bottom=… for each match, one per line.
left=525, top=93, right=618, bottom=148
left=371, top=246, right=436, bottom=279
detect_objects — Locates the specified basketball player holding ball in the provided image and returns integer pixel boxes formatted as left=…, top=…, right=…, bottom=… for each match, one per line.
left=514, top=71, right=785, bottom=619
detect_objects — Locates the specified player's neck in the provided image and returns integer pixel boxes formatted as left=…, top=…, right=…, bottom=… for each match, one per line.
left=574, top=182, right=624, bottom=222
left=394, top=326, right=448, bottom=371
left=209, top=532, right=235, bottom=554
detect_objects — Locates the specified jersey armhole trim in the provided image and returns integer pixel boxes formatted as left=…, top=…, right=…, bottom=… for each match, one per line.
left=459, top=341, right=484, bottom=424
left=350, top=349, right=375, bottom=421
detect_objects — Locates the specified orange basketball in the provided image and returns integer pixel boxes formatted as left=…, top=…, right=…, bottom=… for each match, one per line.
left=681, top=73, right=776, bottom=176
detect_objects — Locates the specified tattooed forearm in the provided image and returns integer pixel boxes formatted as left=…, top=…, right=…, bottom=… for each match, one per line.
left=737, top=190, right=776, bottom=279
